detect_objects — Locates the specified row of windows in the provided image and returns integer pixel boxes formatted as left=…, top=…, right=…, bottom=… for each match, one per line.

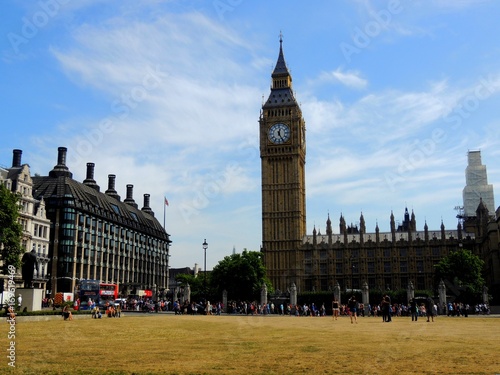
left=306, top=260, right=427, bottom=275
left=273, top=79, right=289, bottom=89
left=17, top=218, right=50, bottom=240
left=73, top=264, right=166, bottom=285
left=305, top=276, right=428, bottom=292
left=75, top=233, right=166, bottom=257
left=74, top=247, right=167, bottom=266
left=267, top=107, right=292, bottom=117
left=32, top=243, right=48, bottom=256
left=305, top=247, right=451, bottom=260
left=77, top=213, right=164, bottom=248
left=76, top=231, right=163, bottom=249
left=33, top=223, right=49, bottom=239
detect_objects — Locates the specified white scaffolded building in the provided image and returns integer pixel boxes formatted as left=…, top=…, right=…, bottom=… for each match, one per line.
left=463, top=150, right=495, bottom=218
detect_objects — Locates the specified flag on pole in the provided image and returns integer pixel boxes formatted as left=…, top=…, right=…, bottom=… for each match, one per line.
left=163, top=196, right=168, bottom=230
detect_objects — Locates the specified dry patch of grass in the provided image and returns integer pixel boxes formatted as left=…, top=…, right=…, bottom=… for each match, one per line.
left=2, top=314, right=499, bottom=374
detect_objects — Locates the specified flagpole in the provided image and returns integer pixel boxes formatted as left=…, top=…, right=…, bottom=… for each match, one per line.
left=163, top=197, right=166, bottom=230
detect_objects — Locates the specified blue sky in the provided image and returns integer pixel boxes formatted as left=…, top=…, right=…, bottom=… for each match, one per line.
left=2, top=0, right=500, bottom=269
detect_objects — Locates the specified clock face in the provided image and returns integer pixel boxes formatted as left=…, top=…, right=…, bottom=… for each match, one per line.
left=268, top=123, right=290, bottom=144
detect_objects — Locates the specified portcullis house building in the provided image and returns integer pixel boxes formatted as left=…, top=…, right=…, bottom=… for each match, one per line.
left=31, top=147, right=171, bottom=297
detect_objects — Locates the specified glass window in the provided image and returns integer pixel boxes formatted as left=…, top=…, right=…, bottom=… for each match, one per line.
left=384, top=262, right=391, bottom=273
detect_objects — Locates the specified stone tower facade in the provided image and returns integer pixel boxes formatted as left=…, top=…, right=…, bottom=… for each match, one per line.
left=258, top=39, right=495, bottom=298
left=260, top=36, right=307, bottom=291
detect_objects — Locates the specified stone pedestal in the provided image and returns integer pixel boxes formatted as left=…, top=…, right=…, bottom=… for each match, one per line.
left=361, top=282, right=370, bottom=316
left=407, top=281, right=415, bottom=303
left=222, top=290, right=227, bottom=313
left=289, top=283, right=297, bottom=307
left=183, top=283, right=191, bottom=303
left=260, top=284, right=268, bottom=308
left=333, top=282, right=341, bottom=305
left=438, top=280, right=447, bottom=315
left=482, top=286, right=489, bottom=304
left=17, top=288, right=43, bottom=312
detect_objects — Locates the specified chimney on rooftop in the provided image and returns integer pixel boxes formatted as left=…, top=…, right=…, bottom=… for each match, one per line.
left=83, top=162, right=100, bottom=192
left=105, top=174, right=121, bottom=201
left=49, top=147, right=73, bottom=178
left=12, top=149, right=22, bottom=168
left=124, top=184, right=138, bottom=208
left=141, top=193, right=154, bottom=216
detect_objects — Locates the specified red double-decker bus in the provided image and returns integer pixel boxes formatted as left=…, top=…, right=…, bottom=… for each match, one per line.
left=100, top=283, right=119, bottom=302
left=78, top=280, right=119, bottom=309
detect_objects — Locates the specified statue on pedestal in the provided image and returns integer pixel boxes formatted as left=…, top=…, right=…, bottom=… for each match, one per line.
left=21, top=249, right=39, bottom=288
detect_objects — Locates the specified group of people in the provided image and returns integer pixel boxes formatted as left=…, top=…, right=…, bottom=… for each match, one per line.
left=172, top=300, right=223, bottom=315
left=446, top=302, right=470, bottom=317
left=332, top=295, right=442, bottom=324
left=474, top=303, right=490, bottom=315
left=408, top=297, right=437, bottom=322
left=118, top=298, right=170, bottom=312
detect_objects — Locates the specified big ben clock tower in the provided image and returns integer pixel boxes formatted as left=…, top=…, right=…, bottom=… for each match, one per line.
left=260, top=35, right=306, bottom=291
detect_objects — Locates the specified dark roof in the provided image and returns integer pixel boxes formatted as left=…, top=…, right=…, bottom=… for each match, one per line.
left=263, top=88, right=297, bottom=109
left=272, top=38, right=290, bottom=78
left=263, top=37, right=298, bottom=109
left=5, top=165, right=26, bottom=180
left=33, top=175, right=170, bottom=242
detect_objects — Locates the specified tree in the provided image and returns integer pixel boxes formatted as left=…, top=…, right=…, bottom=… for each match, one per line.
left=434, top=248, right=485, bottom=297
left=209, top=250, right=272, bottom=301
left=0, top=184, right=24, bottom=273
left=175, top=273, right=203, bottom=301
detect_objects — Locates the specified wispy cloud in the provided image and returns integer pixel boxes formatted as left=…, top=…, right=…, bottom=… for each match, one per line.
left=41, top=8, right=266, bottom=266
left=313, top=68, right=368, bottom=90
left=302, top=73, right=500, bottom=230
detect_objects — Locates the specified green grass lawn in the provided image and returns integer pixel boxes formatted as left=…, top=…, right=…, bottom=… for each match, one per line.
left=2, top=313, right=499, bottom=374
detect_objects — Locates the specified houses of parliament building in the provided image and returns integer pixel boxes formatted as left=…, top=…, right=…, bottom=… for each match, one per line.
left=260, top=37, right=500, bottom=299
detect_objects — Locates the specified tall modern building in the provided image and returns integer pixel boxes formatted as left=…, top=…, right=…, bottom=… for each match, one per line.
left=29, top=147, right=171, bottom=297
left=260, top=38, right=497, bottom=296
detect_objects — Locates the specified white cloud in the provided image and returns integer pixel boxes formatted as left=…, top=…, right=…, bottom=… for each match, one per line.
left=313, top=68, right=368, bottom=90
left=302, top=73, right=500, bottom=232
left=40, top=9, right=268, bottom=267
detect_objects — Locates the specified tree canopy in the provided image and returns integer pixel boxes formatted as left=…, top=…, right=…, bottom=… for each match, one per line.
left=174, top=272, right=204, bottom=301
left=0, top=184, right=24, bottom=273
left=434, top=248, right=484, bottom=296
left=209, top=250, right=271, bottom=301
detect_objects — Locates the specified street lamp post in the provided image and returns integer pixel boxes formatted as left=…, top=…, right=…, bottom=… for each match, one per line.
left=202, top=239, right=208, bottom=302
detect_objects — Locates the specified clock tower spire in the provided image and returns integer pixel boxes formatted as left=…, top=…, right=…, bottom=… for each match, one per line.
left=260, top=35, right=306, bottom=292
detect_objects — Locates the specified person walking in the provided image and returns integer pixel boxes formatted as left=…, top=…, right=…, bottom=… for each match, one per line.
left=426, top=297, right=435, bottom=322
left=382, top=295, right=392, bottom=322
left=410, top=298, right=418, bottom=321
left=332, top=297, right=340, bottom=320
left=347, top=295, right=358, bottom=324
